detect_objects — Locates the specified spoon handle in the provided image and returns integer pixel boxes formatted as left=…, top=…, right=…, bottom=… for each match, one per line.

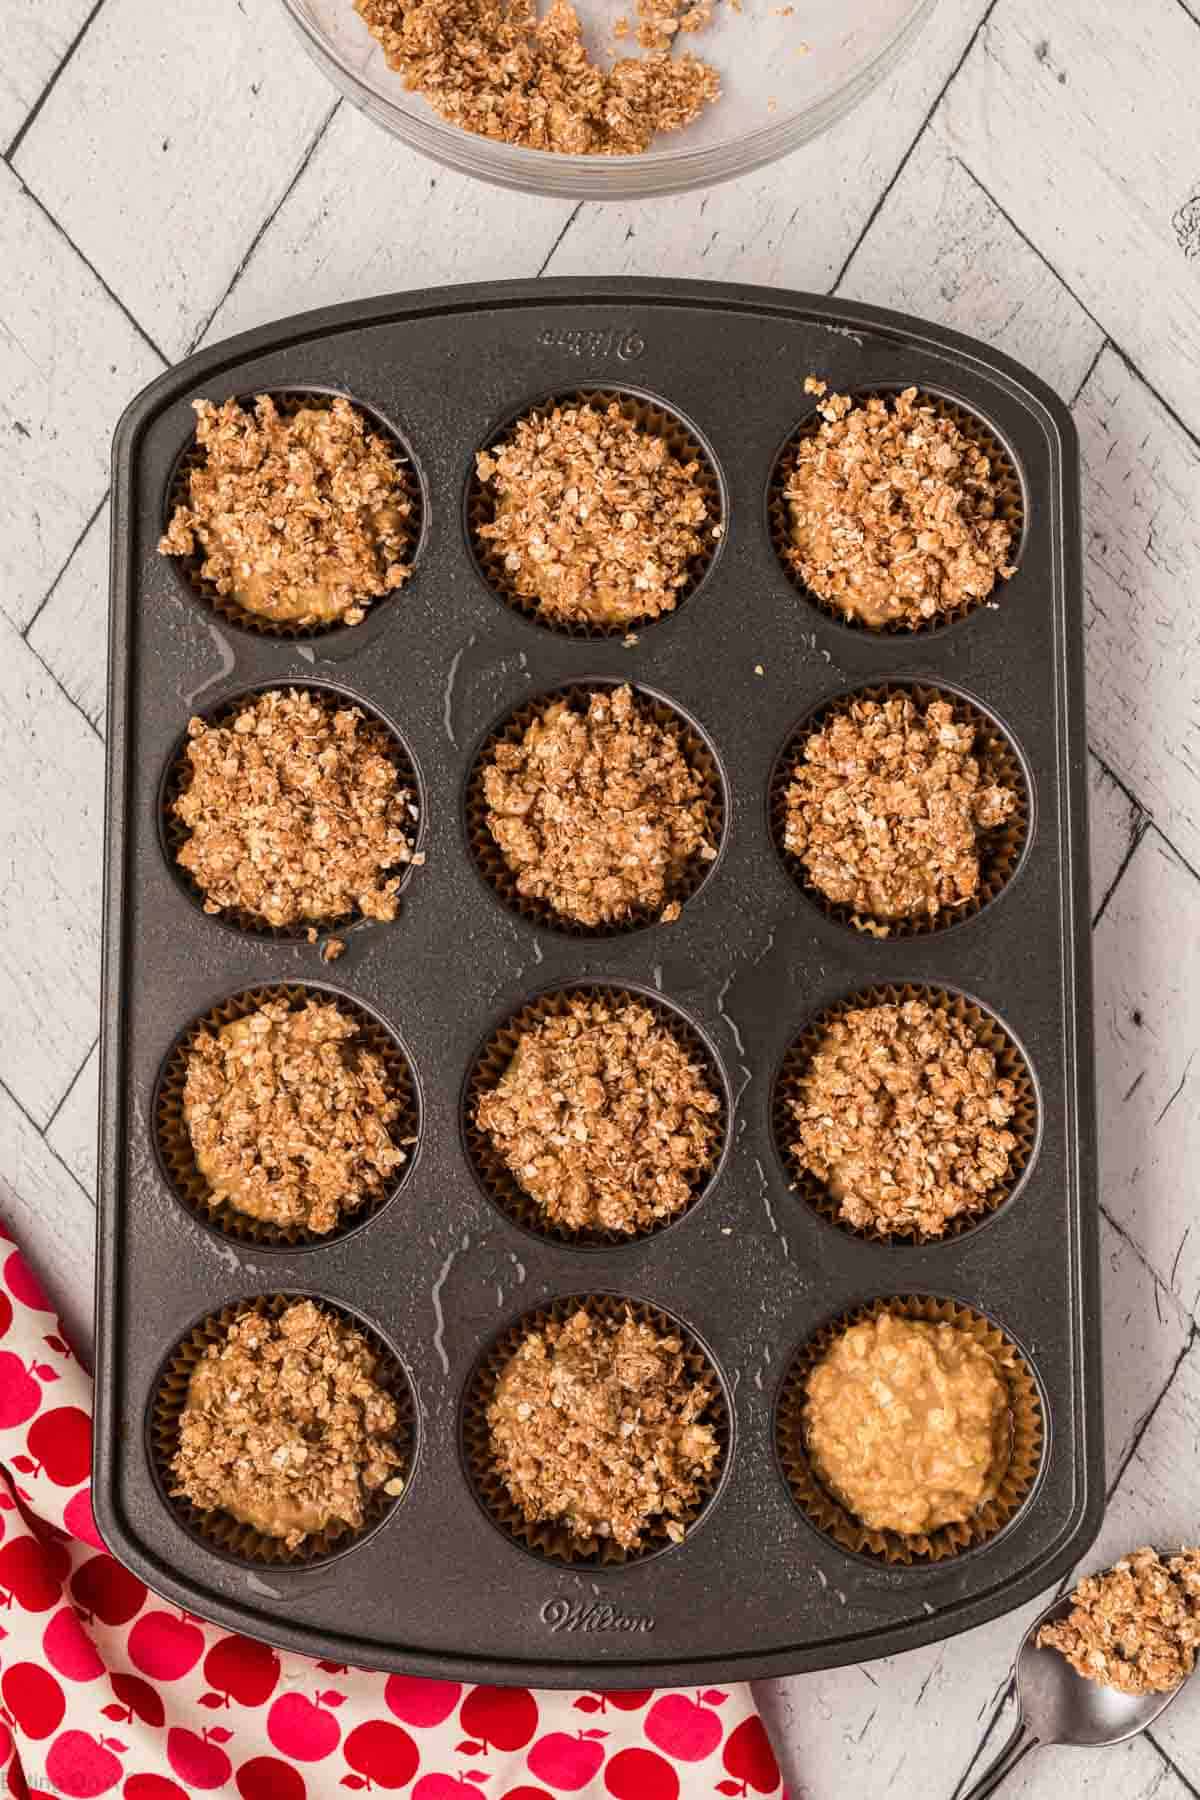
left=958, top=1718, right=1039, bottom=1799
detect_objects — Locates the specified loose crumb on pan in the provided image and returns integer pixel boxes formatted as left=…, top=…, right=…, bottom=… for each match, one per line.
left=487, top=1306, right=720, bottom=1549
left=475, top=993, right=722, bottom=1234
left=480, top=683, right=717, bottom=928
left=782, top=694, right=1017, bottom=927
left=173, top=688, right=419, bottom=929
left=788, top=998, right=1018, bottom=1239
left=356, top=0, right=720, bottom=155
left=1038, top=1549, right=1200, bottom=1695
left=182, top=999, right=408, bottom=1235
left=475, top=399, right=717, bottom=630
left=171, top=1300, right=404, bottom=1549
left=782, top=377, right=1015, bottom=628
left=159, top=395, right=412, bottom=628
left=804, top=1312, right=1012, bottom=1536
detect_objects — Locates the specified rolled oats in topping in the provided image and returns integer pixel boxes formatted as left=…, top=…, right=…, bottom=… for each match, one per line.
left=783, top=378, right=1015, bottom=628
left=173, top=688, right=418, bottom=928
left=487, top=1307, right=720, bottom=1550
left=171, top=1300, right=403, bottom=1549
left=158, top=394, right=412, bottom=627
left=1037, top=1548, right=1200, bottom=1696
left=356, top=0, right=720, bottom=156
left=475, top=400, right=715, bottom=629
left=789, top=999, right=1018, bottom=1239
left=782, top=695, right=1017, bottom=925
left=475, top=994, right=721, bottom=1234
left=481, top=683, right=717, bottom=927
left=182, top=999, right=407, bottom=1236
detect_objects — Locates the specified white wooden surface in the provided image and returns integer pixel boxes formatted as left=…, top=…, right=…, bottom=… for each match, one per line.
left=3, top=1, right=1200, bottom=1793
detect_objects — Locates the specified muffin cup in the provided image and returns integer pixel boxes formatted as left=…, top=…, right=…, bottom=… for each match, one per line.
left=773, top=983, right=1039, bottom=1245
left=462, top=1293, right=730, bottom=1567
left=768, top=386, right=1025, bottom=635
left=769, top=679, right=1031, bottom=939
left=149, top=1293, right=415, bottom=1568
left=464, top=982, right=730, bottom=1247
left=465, top=680, right=726, bottom=937
left=467, top=388, right=723, bottom=639
left=161, top=682, right=423, bottom=941
left=775, top=1295, right=1043, bottom=1566
left=162, top=387, right=423, bottom=639
left=154, top=983, right=420, bottom=1249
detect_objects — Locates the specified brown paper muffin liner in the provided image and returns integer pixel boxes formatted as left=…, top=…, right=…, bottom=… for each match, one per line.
left=775, top=1294, right=1043, bottom=1566
left=773, top=983, right=1039, bottom=1245
left=149, top=1293, right=414, bottom=1567
left=467, top=389, right=723, bottom=639
left=462, top=1294, right=730, bottom=1567
left=768, top=388, right=1025, bottom=635
left=161, top=682, right=422, bottom=940
left=465, top=681, right=726, bottom=937
left=154, top=983, right=419, bottom=1250
left=162, top=387, right=423, bottom=639
left=464, top=983, right=729, bottom=1247
left=769, top=679, right=1030, bottom=938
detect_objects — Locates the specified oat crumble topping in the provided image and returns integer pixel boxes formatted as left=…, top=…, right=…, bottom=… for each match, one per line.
left=356, top=0, right=720, bottom=156
left=174, top=689, right=418, bottom=928
left=804, top=1313, right=1012, bottom=1536
left=475, top=400, right=715, bottom=629
left=487, top=1307, right=720, bottom=1549
left=481, top=683, right=716, bottom=927
left=782, top=378, right=1015, bottom=628
left=171, top=1300, right=403, bottom=1548
left=789, top=999, right=1018, bottom=1238
left=1038, top=1549, right=1200, bottom=1695
left=159, top=395, right=412, bottom=627
left=182, top=999, right=407, bottom=1236
left=475, top=994, right=721, bottom=1233
left=782, top=695, right=1017, bottom=925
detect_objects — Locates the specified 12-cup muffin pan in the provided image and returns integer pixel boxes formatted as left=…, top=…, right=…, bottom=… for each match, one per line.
left=96, top=277, right=1102, bottom=1685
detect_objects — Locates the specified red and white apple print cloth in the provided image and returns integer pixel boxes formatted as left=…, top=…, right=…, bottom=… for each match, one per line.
left=0, top=1216, right=786, bottom=1800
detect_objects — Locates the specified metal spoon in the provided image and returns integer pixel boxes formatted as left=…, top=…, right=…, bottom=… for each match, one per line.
left=960, top=1565, right=1193, bottom=1797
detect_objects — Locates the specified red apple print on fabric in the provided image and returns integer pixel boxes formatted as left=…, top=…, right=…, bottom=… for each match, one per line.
left=527, top=1728, right=608, bottom=1789
left=580, top=1690, right=653, bottom=1713
left=0, top=1535, right=62, bottom=1611
left=4, top=1251, right=53, bottom=1313
left=127, top=1611, right=205, bottom=1680
left=644, top=1690, right=727, bottom=1761
left=0, top=1291, right=12, bottom=1339
left=411, top=1777, right=490, bottom=1799
left=268, top=1691, right=343, bottom=1761
left=64, top=1488, right=107, bottom=1551
left=458, top=1685, right=538, bottom=1753
left=500, top=1789, right=554, bottom=1800
left=342, top=1719, right=420, bottom=1790
left=2, top=1662, right=67, bottom=1739
left=25, top=1406, right=91, bottom=1486
left=166, top=1727, right=233, bottom=1791
left=604, top=1746, right=679, bottom=1800
left=44, top=1730, right=124, bottom=1798
left=43, top=1607, right=105, bottom=1682
left=0, top=1351, right=43, bottom=1428
left=71, top=1556, right=148, bottom=1627
left=237, top=1756, right=307, bottom=1800
left=123, top=1776, right=191, bottom=1799
left=719, top=1716, right=780, bottom=1795
left=385, top=1674, right=462, bottom=1728
left=202, top=1634, right=280, bottom=1708
left=106, top=1674, right=166, bottom=1729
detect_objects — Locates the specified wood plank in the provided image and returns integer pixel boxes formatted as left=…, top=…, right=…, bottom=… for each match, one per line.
left=541, top=0, right=991, bottom=288
left=2, top=0, right=96, bottom=148
left=0, top=164, right=159, bottom=632
left=46, top=1039, right=98, bottom=1201
left=1078, top=349, right=1200, bottom=877
left=839, top=122, right=1103, bottom=401
left=1089, top=754, right=1144, bottom=921
left=941, top=0, right=1200, bottom=435
left=0, top=1082, right=95, bottom=1365
left=27, top=497, right=109, bottom=733
left=12, top=0, right=335, bottom=360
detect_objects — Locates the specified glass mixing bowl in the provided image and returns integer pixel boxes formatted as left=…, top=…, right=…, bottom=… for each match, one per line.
left=280, top=0, right=936, bottom=199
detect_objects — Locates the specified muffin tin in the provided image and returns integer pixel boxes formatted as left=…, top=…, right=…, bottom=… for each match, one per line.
left=97, top=277, right=1101, bottom=1685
